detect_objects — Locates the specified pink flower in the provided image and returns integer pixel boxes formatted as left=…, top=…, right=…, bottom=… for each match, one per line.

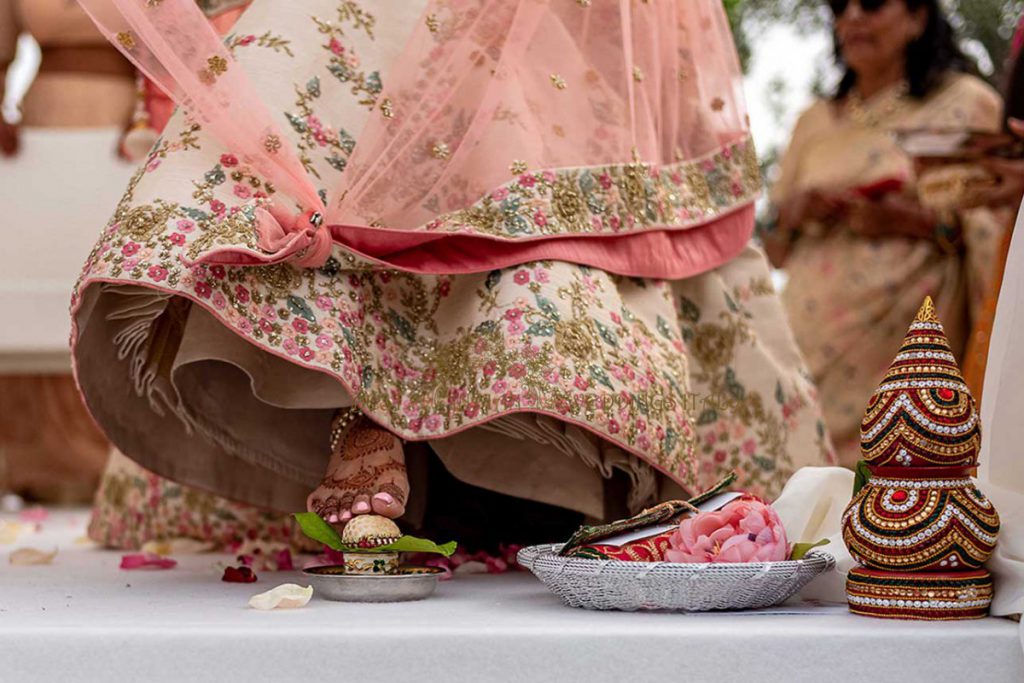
left=329, top=37, right=345, bottom=55
left=292, top=318, right=309, bottom=334
left=176, top=219, right=195, bottom=233
left=315, top=334, right=333, bottom=349
left=212, top=293, right=227, bottom=309
left=168, top=232, right=186, bottom=246
left=665, top=496, right=788, bottom=564
left=194, top=282, right=212, bottom=299
left=513, top=269, right=530, bottom=285
left=122, top=242, right=140, bottom=257
left=235, top=285, right=250, bottom=303
left=220, top=153, right=239, bottom=167
left=210, top=199, right=226, bottom=215
left=233, top=184, right=252, bottom=199
left=237, top=35, right=255, bottom=47
left=120, top=553, right=177, bottom=570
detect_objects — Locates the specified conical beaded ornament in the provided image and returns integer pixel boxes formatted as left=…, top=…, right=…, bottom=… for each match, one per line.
left=842, top=297, right=1000, bottom=619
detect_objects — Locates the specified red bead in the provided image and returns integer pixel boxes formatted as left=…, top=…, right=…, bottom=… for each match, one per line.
left=937, top=388, right=954, bottom=401
left=891, top=490, right=908, bottom=503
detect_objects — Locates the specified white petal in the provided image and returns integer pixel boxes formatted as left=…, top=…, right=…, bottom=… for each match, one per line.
left=248, top=583, right=313, bottom=610
left=9, top=547, right=57, bottom=565
left=142, top=538, right=213, bottom=555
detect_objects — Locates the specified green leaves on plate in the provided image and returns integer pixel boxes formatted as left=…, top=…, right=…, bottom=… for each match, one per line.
left=853, top=460, right=872, bottom=497
left=293, top=512, right=457, bottom=557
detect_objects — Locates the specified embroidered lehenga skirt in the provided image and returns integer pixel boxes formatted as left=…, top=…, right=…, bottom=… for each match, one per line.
left=73, top=0, right=835, bottom=531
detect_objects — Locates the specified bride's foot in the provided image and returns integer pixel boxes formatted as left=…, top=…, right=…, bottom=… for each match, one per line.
left=306, top=411, right=408, bottom=525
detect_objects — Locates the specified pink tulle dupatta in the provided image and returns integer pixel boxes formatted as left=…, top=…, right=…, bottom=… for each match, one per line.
left=78, top=0, right=757, bottom=277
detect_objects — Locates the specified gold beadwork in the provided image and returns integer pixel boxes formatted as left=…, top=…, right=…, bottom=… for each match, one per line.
left=380, top=97, right=394, bottom=119
left=431, top=141, right=450, bottom=160
left=510, top=160, right=528, bottom=175
left=116, top=32, right=136, bottom=50
left=329, top=407, right=363, bottom=453
left=632, top=66, right=644, bottom=83
left=264, top=134, right=282, bottom=154
left=425, top=13, right=440, bottom=33
left=550, top=74, right=567, bottom=90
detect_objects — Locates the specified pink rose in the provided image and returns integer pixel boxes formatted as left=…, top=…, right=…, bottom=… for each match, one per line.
left=665, top=496, right=788, bottom=564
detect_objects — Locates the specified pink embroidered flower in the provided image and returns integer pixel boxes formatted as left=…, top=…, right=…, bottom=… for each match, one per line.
left=607, top=419, right=620, bottom=434
left=176, top=219, right=195, bottom=233
left=123, top=258, right=140, bottom=271
left=598, top=173, right=613, bottom=190
left=210, top=199, right=226, bottom=215
left=545, top=369, right=560, bottom=384
left=534, top=269, right=550, bottom=284
left=609, top=215, right=621, bottom=231
left=259, top=318, right=274, bottom=333
left=742, top=438, right=757, bottom=456
left=315, top=334, right=333, bottom=349
left=238, top=319, right=253, bottom=334
left=194, top=282, right=212, bottom=299
left=507, top=320, right=525, bottom=335
left=220, top=153, right=239, bottom=167
left=513, top=270, right=530, bottom=285
left=491, top=188, right=509, bottom=202
left=464, top=403, right=480, bottom=418
left=424, top=414, right=443, bottom=432
left=212, top=293, right=227, bottom=310
left=316, top=295, right=332, bottom=310
left=292, top=318, right=309, bottom=334
left=168, top=233, right=186, bottom=246
left=283, top=339, right=299, bottom=355
left=329, top=37, right=345, bottom=55
left=235, top=285, right=250, bottom=303
left=145, top=264, right=166, bottom=282
left=492, top=380, right=508, bottom=394
left=714, top=449, right=728, bottom=463
left=122, top=242, right=140, bottom=257
left=299, top=347, right=315, bottom=361
left=237, top=35, right=256, bottom=47
left=574, top=376, right=589, bottom=391
left=210, top=265, right=226, bottom=280
left=508, top=363, right=526, bottom=379
left=665, top=496, right=788, bottom=564
left=504, top=308, right=523, bottom=321
left=233, top=184, right=252, bottom=199
left=518, top=174, right=536, bottom=187
left=482, top=360, right=497, bottom=377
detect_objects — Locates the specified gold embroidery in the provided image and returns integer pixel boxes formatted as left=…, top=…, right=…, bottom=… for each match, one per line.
left=116, top=32, right=136, bottom=51
left=710, top=97, right=725, bottom=112
left=509, top=160, right=528, bottom=175
left=431, top=141, right=451, bottom=160
left=550, top=74, right=567, bottom=90
left=425, top=13, right=440, bottom=33
left=263, top=134, right=282, bottom=154
left=380, top=97, right=394, bottom=119
left=198, top=55, right=229, bottom=85
left=632, top=66, right=644, bottom=83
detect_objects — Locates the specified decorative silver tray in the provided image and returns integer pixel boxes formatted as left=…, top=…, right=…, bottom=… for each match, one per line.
left=518, top=544, right=834, bottom=612
left=302, top=565, right=445, bottom=603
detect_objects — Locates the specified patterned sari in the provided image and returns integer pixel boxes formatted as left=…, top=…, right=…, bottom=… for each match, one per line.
left=772, top=74, right=1009, bottom=467
left=72, top=0, right=834, bottom=530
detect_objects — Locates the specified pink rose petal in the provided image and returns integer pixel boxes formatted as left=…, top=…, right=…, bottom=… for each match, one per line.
left=120, top=553, right=177, bottom=570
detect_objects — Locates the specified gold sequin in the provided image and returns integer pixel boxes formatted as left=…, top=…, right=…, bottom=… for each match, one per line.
left=116, top=32, right=136, bottom=51
left=264, top=134, right=282, bottom=154
left=577, top=0, right=592, bottom=6
left=431, top=141, right=450, bottom=160
left=632, top=66, right=644, bottom=83
left=380, top=97, right=394, bottom=119
left=425, top=13, right=440, bottom=33
left=550, top=74, right=567, bottom=90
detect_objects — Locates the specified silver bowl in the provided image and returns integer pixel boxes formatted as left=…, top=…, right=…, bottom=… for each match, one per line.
left=302, top=565, right=445, bottom=603
left=518, top=544, right=834, bottom=612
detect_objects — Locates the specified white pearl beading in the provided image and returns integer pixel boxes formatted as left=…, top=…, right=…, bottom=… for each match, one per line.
left=881, top=489, right=919, bottom=513
left=875, top=379, right=968, bottom=394
left=862, top=393, right=977, bottom=442
left=848, top=595, right=989, bottom=610
left=847, top=501, right=997, bottom=547
left=908, top=322, right=945, bottom=332
left=869, top=477, right=972, bottom=489
left=893, top=350, right=956, bottom=363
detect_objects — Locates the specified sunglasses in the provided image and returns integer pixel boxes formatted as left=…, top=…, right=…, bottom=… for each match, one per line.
left=828, top=0, right=890, bottom=16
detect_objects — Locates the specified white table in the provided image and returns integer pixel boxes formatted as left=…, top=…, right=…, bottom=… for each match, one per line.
left=2, top=510, right=1022, bottom=683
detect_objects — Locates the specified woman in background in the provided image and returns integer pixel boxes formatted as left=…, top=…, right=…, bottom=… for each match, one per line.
left=765, top=0, right=1006, bottom=466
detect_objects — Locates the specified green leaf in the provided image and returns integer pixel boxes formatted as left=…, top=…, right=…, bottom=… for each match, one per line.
left=293, top=512, right=344, bottom=549
left=853, top=459, right=872, bottom=497
left=292, top=513, right=457, bottom=557
left=790, top=538, right=830, bottom=561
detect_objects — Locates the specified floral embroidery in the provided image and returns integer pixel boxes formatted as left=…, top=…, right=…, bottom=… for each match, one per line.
left=229, top=31, right=295, bottom=57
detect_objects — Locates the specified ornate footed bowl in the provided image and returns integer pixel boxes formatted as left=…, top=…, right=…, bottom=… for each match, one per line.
left=518, top=544, right=833, bottom=612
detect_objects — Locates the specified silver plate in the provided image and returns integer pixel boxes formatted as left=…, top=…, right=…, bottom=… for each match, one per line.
left=302, top=565, right=445, bottom=603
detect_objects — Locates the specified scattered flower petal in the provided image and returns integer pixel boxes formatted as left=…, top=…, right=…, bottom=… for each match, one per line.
left=142, top=539, right=212, bottom=555
left=120, top=553, right=178, bottom=570
left=222, top=566, right=258, bottom=583
left=0, top=521, right=23, bottom=545
left=18, top=507, right=49, bottom=523
left=10, top=547, right=57, bottom=565
left=248, top=583, right=313, bottom=610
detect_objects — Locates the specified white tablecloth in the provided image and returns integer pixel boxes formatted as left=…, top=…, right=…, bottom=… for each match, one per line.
left=2, top=510, right=1021, bottom=683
